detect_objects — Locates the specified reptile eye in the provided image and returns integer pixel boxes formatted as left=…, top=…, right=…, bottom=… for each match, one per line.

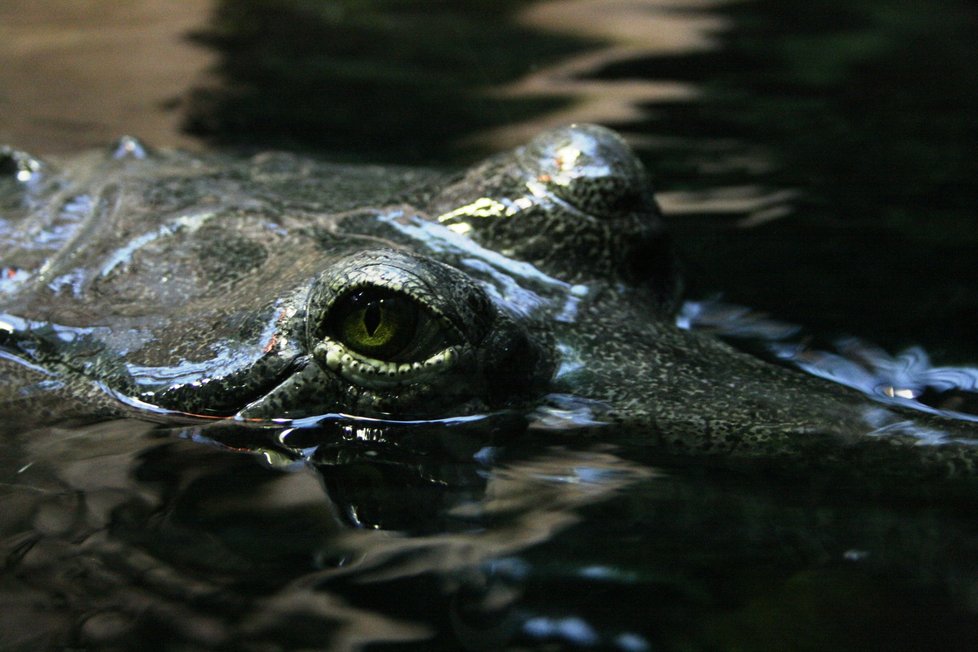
left=308, top=250, right=496, bottom=392
left=327, top=288, right=448, bottom=362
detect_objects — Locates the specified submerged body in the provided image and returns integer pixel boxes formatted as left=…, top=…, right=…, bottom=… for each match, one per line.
left=1, top=126, right=975, bottom=476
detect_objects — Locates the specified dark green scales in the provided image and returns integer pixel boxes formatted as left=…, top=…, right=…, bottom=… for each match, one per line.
left=1, top=126, right=976, bottom=477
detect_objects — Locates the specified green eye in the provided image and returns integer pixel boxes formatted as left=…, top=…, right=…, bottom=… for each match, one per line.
left=331, top=289, right=421, bottom=359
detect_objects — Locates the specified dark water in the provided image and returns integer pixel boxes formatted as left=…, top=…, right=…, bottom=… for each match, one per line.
left=3, top=1, right=978, bottom=650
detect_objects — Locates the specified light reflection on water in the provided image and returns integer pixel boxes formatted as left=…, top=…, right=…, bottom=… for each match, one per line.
left=680, top=298, right=978, bottom=423
left=6, top=393, right=978, bottom=649
left=0, top=415, right=659, bottom=649
left=473, top=0, right=728, bottom=149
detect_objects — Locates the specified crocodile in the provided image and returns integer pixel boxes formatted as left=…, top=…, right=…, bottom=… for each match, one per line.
left=1, top=125, right=976, bottom=478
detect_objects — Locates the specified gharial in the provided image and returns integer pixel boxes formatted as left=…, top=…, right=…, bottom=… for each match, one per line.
left=2, top=124, right=976, bottom=478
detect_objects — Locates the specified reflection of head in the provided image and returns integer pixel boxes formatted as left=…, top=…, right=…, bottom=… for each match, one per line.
left=11, top=414, right=653, bottom=650
left=313, top=435, right=494, bottom=533
left=204, top=412, right=524, bottom=532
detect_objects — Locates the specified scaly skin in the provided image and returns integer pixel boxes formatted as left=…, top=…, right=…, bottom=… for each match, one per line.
left=1, top=126, right=976, bottom=477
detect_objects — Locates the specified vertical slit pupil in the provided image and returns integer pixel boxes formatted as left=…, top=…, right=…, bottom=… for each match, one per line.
left=364, top=301, right=382, bottom=336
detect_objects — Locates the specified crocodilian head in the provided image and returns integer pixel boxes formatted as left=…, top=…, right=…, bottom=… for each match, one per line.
left=125, top=124, right=666, bottom=422
left=239, top=124, right=672, bottom=422
left=0, top=125, right=670, bottom=425
left=217, top=248, right=554, bottom=421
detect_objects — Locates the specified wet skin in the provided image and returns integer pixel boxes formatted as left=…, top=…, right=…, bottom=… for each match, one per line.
left=1, top=126, right=976, bottom=477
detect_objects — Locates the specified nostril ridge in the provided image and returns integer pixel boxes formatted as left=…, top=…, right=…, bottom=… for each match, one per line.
left=520, top=123, right=649, bottom=218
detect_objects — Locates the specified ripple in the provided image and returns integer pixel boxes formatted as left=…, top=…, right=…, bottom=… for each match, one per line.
left=681, top=298, right=978, bottom=421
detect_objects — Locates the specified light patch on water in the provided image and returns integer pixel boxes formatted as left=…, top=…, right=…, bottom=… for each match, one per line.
left=31, top=224, right=75, bottom=246
left=573, top=466, right=620, bottom=484
left=124, top=302, right=282, bottom=389
left=680, top=298, right=978, bottom=424
left=857, top=407, right=972, bottom=446
left=530, top=393, right=609, bottom=430
left=616, top=633, right=651, bottom=652
left=473, top=0, right=725, bottom=149
left=17, top=378, right=65, bottom=400
left=0, top=313, right=103, bottom=344
left=844, top=549, right=870, bottom=562
left=111, top=135, right=149, bottom=160
left=127, top=346, right=248, bottom=385
left=62, top=193, right=93, bottom=218
left=473, top=446, right=499, bottom=465
left=524, top=616, right=599, bottom=646
left=486, top=556, right=532, bottom=581
left=555, top=284, right=590, bottom=323
left=284, top=410, right=496, bottom=430
left=677, top=298, right=800, bottom=339
left=16, top=193, right=95, bottom=257
left=785, top=343, right=978, bottom=425
left=379, top=209, right=561, bottom=285
left=526, top=463, right=633, bottom=487
left=99, top=383, right=187, bottom=417
left=254, top=447, right=307, bottom=471
left=524, top=614, right=650, bottom=650
left=554, top=343, right=586, bottom=379
left=862, top=412, right=957, bottom=447
left=578, top=565, right=639, bottom=582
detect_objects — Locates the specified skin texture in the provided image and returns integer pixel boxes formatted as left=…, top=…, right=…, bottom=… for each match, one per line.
left=1, top=125, right=977, bottom=477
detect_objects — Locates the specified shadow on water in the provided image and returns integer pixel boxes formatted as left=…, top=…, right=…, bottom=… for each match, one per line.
left=182, top=0, right=593, bottom=164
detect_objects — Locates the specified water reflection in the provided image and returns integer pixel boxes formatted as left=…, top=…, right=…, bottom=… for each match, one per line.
left=183, top=0, right=587, bottom=163
left=474, top=0, right=727, bottom=149
left=621, top=0, right=978, bottom=361
left=680, top=298, right=978, bottom=420
left=0, top=416, right=654, bottom=649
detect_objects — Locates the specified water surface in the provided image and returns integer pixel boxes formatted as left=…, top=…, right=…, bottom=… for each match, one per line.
left=3, top=1, right=978, bottom=650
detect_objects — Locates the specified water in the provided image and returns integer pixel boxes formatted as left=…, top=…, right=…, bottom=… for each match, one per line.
left=3, top=1, right=978, bottom=650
